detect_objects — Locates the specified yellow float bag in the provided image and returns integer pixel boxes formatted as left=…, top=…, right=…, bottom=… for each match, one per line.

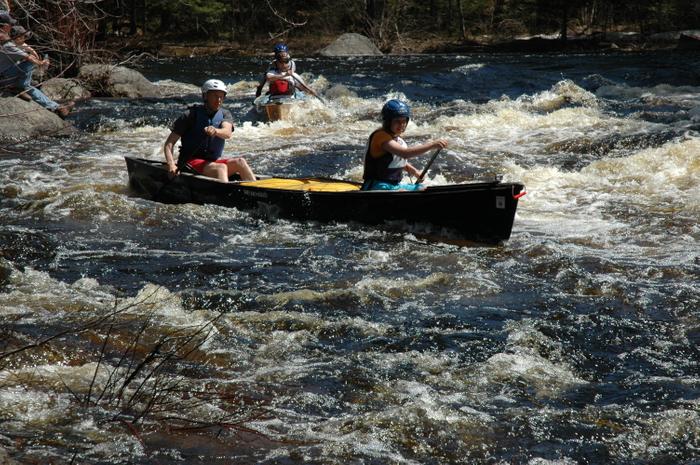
left=240, top=178, right=360, bottom=192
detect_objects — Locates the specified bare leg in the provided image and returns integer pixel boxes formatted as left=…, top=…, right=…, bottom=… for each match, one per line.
left=226, top=157, right=255, bottom=181
left=201, top=162, right=229, bottom=182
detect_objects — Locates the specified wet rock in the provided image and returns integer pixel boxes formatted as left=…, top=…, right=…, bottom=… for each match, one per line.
left=319, top=33, right=382, bottom=56
left=0, top=447, right=19, bottom=465
left=0, top=97, right=72, bottom=144
left=493, top=36, right=602, bottom=52
left=648, top=29, right=700, bottom=44
left=677, top=32, right=700, bottom=51
left=324, top=84, right=358, bottom=99
left=40, top=77, right=91, bottom=102
left=78, top=64, right=161, bottom=98
left=0, top=257, right=13, bottom=287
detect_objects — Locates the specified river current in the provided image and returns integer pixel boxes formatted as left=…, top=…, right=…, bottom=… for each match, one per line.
left=0, top=52, right=699, bottom=464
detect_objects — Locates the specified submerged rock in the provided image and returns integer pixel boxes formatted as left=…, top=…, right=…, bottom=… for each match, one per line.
left=78, top=64, right=161, bottom=98
left=677, top=32, right=700, bottom=51
left=319, top=33, right=382, bottom=56
left=0, top=97, right=72, bottom=144
left=41, top=77, right=91, bottom=102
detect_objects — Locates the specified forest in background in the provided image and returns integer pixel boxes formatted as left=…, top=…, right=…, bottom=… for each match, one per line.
left=2, top=0, right=699, bottom=74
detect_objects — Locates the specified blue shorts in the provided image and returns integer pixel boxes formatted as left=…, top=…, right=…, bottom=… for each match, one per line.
left=361, top=180, right=423, bottom=191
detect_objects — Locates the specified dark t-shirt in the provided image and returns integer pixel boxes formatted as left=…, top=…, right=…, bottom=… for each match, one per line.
left=171, top=105, right=234, bottom=136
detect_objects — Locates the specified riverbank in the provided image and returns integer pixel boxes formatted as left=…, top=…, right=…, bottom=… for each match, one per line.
left=105, top=30, right=700, bottom=58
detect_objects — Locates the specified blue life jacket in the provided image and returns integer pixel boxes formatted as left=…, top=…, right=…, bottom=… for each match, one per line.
left=178, top=105, right=226, bottom=164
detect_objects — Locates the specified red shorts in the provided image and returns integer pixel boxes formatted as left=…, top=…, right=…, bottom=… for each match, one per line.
left=186, top=158, right=229, bottom=174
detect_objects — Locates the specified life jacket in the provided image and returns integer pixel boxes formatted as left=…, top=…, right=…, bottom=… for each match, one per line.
left=178, top=105, right=226, bottom=165
left=269, top=79, right=291, bottom=95
left=362, top=128, right=407, bottom=183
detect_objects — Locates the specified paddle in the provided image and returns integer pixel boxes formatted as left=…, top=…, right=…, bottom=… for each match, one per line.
left=291, top=72, right=328, bottom=105
left=415, top=148, right=442, bottom=185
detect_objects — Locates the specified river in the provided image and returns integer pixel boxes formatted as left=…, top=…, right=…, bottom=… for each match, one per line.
left=0, top=51, right=699, bottom=464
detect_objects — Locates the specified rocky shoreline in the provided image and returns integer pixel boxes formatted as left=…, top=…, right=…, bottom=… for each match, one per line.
left=117, top=30, right=700, bottom=57
left=0, top=64, right=162, bottom=145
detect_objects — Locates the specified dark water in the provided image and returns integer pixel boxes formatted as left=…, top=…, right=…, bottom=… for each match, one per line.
left=0, top=52, right=699, bottom=464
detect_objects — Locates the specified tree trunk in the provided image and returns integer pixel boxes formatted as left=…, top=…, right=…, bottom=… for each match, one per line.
left=129, top=0, right=137, bottom=35
left=367, top=0, right=376, bottom=20
left=492, top=0, right=503, bottom=29
left=560, top=1, right=568, bottom=41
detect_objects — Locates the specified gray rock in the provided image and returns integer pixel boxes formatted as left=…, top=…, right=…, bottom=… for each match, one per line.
left=324, top=84, right=358, bottom=99
left=319, top=33, right=382, bottom=56
left=0, top=446, right=20, bottom=465
left=0, top=97, right=71, bottom=144
left=40, top=77, right=91, bottom=102
left=78, top=64, right=161, bottom=98
left=648, top=29, right=700, bottom=42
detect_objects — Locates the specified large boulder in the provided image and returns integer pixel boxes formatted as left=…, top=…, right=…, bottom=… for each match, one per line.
left=40, top=77, right=91, bottom=102
left=78, top=64, right=161, bottom=98
left=319, top=33, right=382, bottom=56
left=0, top=97, right=71, bottom=144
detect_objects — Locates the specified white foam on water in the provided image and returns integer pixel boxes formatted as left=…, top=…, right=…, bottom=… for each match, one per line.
left=597, top=83, right=700, bottom=102
left=118, top=284, right=221, bottom=339
left=0, top=362, right=114, bottom=394
left=610, top=409, right=700, bottom=462
left=0, top=263, right=114, bottom=318
left=452, top=63, right=486, bottom=74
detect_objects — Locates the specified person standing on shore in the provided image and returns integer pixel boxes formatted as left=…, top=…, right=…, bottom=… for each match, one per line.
left=164, top=78, right=256, bottom=182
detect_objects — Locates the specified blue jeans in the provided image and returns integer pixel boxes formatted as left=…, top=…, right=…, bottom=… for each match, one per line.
left=0, top=60, right=59, bottom=110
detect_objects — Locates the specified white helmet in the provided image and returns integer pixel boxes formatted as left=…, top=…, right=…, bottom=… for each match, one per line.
left=201, top=79, right=227, bottom=98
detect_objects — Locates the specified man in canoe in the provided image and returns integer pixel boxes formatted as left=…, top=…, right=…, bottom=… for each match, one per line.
left=255, top=43, right=297, bottom=98
left=362, top=99, right=448, bottom=191
left=164, top=79, right=256, bottom=182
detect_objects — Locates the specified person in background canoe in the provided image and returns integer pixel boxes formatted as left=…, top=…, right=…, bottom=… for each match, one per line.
left=163, top=79, right=256, bottom=182
left=255, top=43, right=298, bottom=98
left=362, top=99, right=448, bottom=191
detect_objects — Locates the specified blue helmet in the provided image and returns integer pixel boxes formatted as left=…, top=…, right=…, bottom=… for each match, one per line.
left=381, top=99, right=411, bottom=122
left=274, top=43, right=289, bottom=54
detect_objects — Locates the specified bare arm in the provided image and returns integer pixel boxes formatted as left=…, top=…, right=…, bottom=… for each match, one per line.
left=163, top=132, right=181, bottom=175
left=203, top=121, right=233, bottom=140
left=24, top=53, right=47, bottom=66
left=382, top=138, right=448, bottom=159
left=22, top=45, right=40, bottom=61
left=404, top=162, right=421, bottom=178
left=266, top=71, right=292, bottom=82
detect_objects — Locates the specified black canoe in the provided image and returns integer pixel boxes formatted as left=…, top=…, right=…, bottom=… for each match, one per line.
left=125, top=156, right=525, bottom=244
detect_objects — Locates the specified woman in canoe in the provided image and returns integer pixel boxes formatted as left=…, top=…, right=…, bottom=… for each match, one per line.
left=362, top=99, right=448, bottom=191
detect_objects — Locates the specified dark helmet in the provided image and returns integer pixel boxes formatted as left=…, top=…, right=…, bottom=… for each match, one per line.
left=274, top=43, right=289, bottom=54
left=381, top=99, right=411, bottom=123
